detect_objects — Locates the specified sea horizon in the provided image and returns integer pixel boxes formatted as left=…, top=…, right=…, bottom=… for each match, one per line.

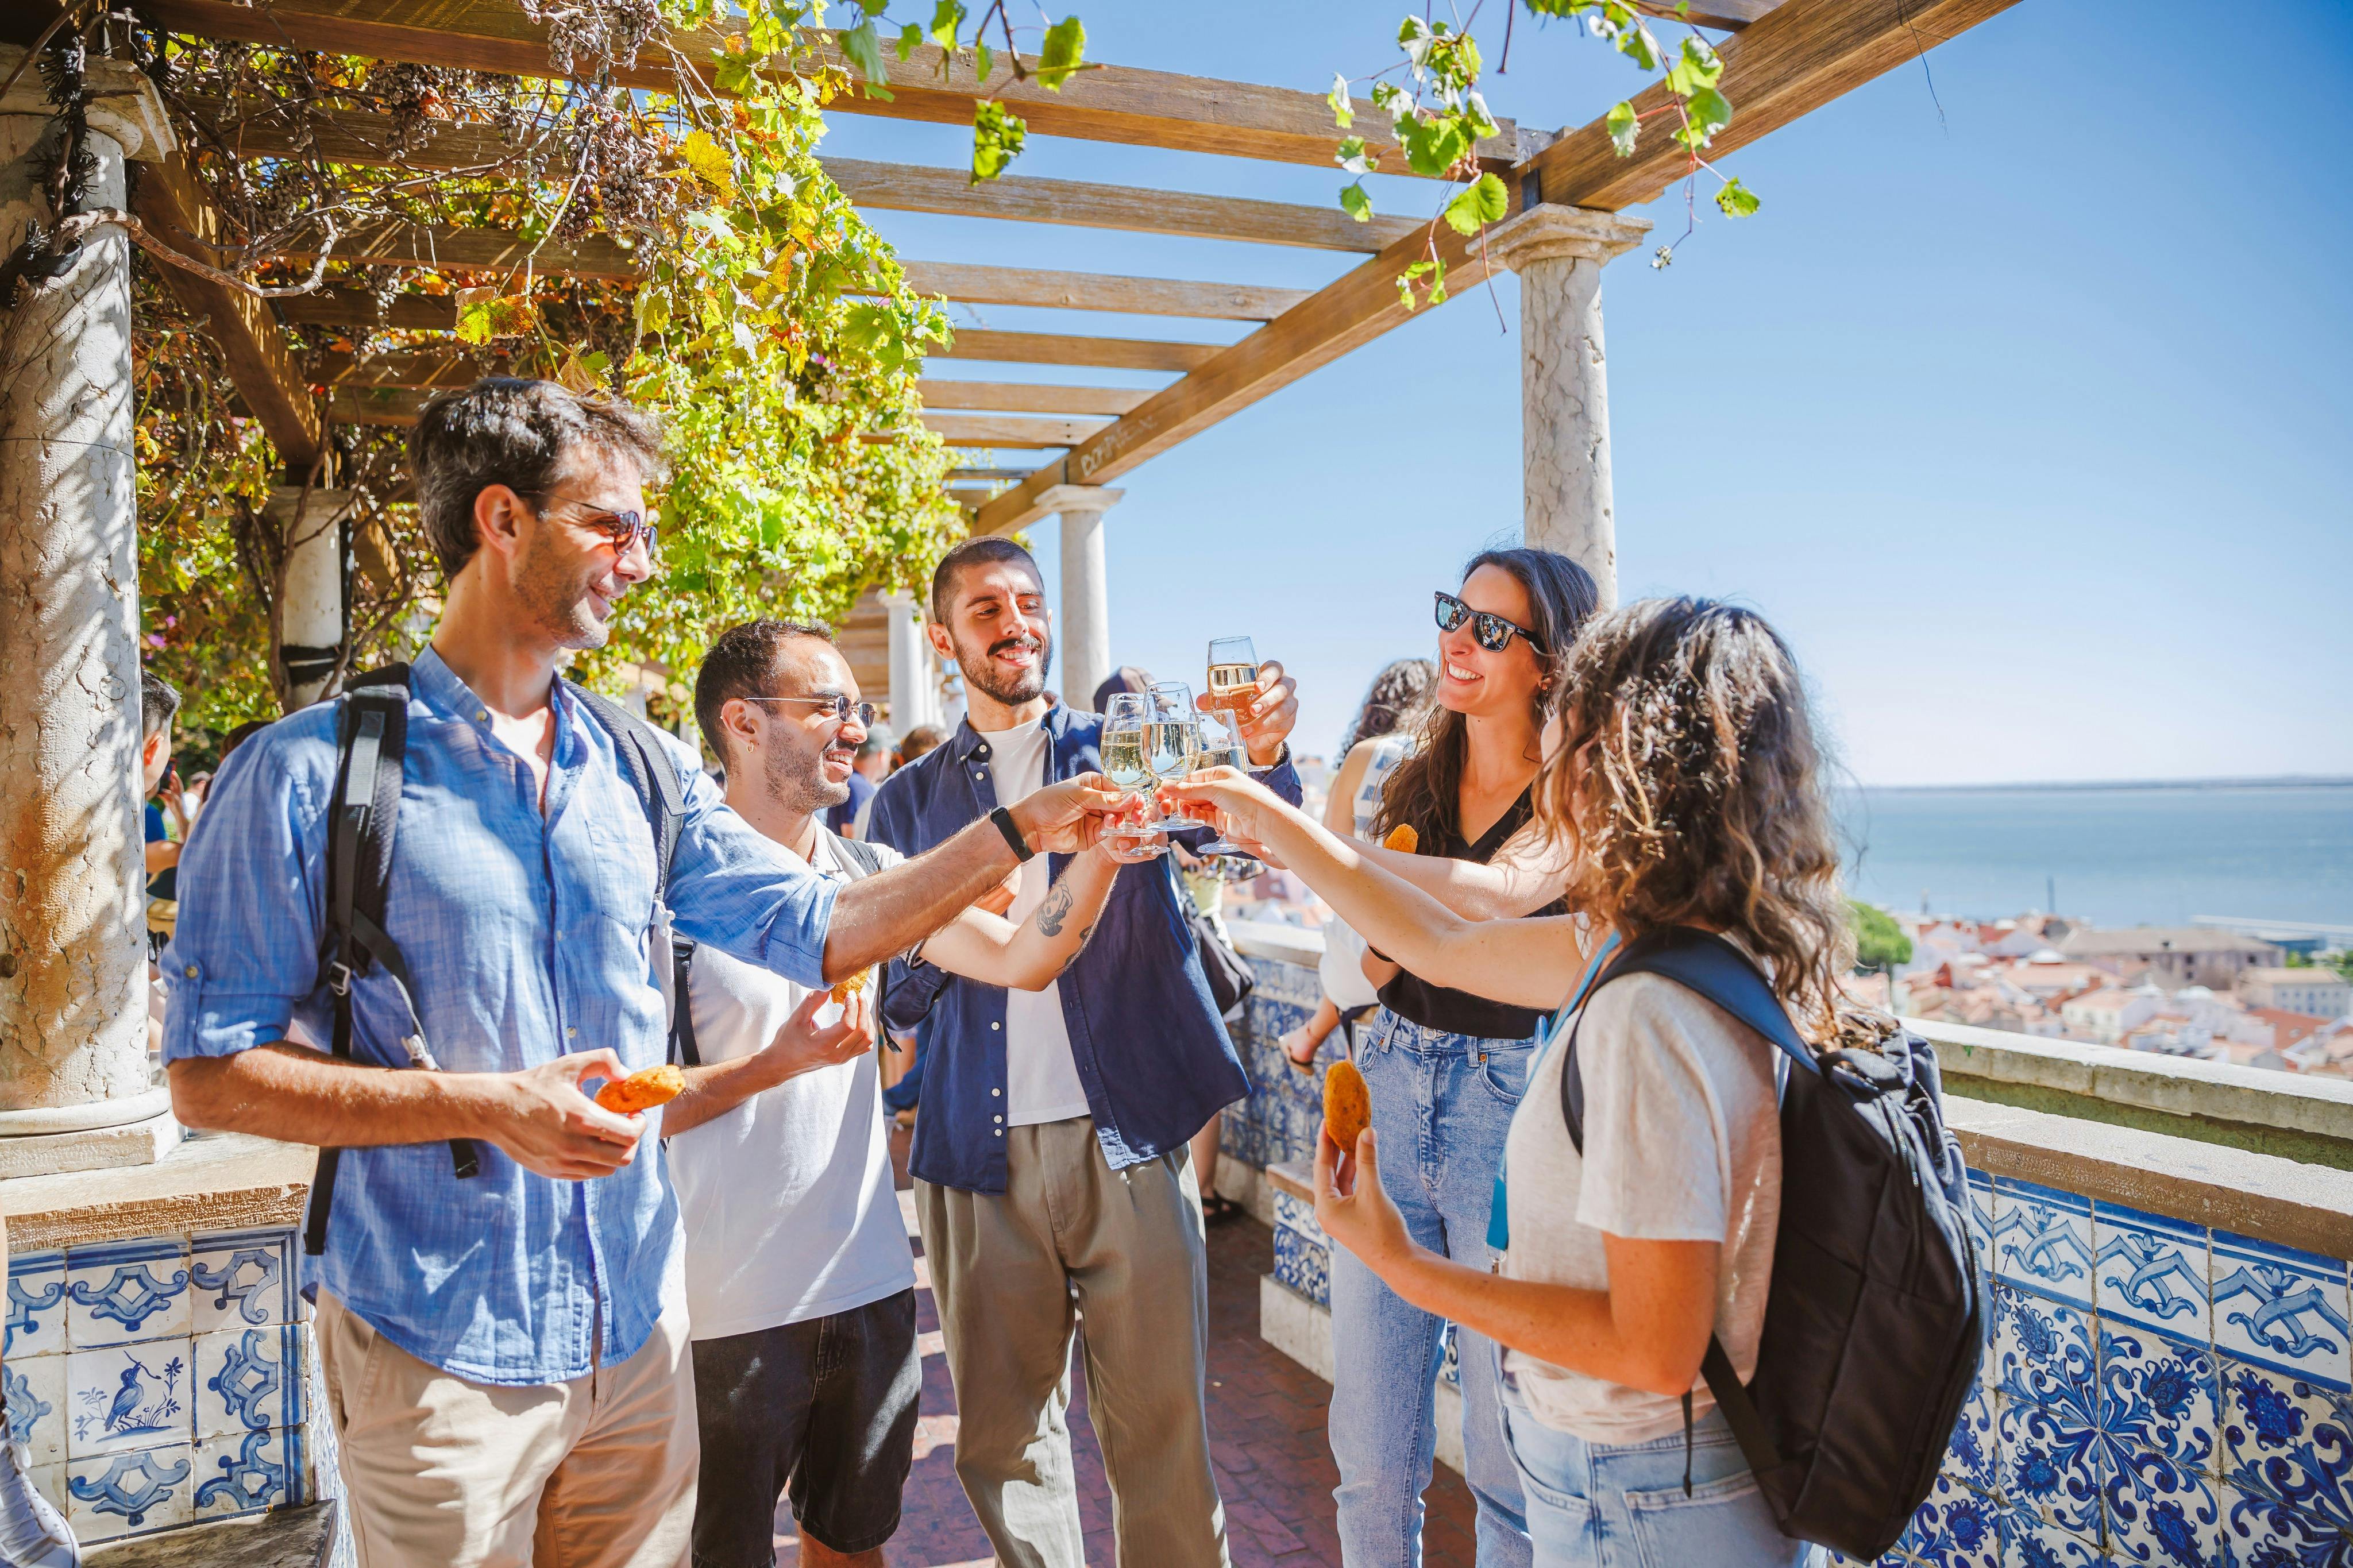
left=1849, top=775, right=2353, bottom=794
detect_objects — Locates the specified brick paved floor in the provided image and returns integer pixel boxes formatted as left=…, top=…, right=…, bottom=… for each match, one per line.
left=766, top=1138, right=1480, bottom=1566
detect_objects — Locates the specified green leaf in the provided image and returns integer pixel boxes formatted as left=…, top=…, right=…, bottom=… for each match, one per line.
left=1340, top=181, right=1373, bottom=222
left=1328, top=70, right=1353, bottom=129
left=1714, top=176, right=1760, bottom=218
left=1665, top=35, right=1722, bottom=96
left=1335, top=134, right=1378, bottom=175
left=970, top=98, right=1027, bottom=182
left=1605, top=99, right=1639, bottom=157
left=839, top=20, right=888, bottom=84
left=897, top=21, right=921, bottom=60
left=1687, top=84, right=1731, bottom=138
left=1614, top=20, right=1660, bottom=72
left=1465, top=170, right=1508, bottom=223
left=928, top=0, right=966, bottom=46
left=1036, top=16, right=1085, bottom=90
left=975, top=40, right=992, bottom=82
left=859, top=0, right=887, bottom=14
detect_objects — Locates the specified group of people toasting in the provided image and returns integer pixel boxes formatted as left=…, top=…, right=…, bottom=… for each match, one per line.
left=155, top=376, right=1878, bottom=1568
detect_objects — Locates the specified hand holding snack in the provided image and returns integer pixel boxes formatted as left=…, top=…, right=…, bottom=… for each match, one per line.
left=1322, top=1058, right=1371, bottom=1153
left=596, top=1063, right=685, bottom=1115
left=831, top=966, right=873, bottom=1007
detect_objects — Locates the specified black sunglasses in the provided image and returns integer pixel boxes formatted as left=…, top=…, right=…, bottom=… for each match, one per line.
left=536, top=496, right=657, bottom=559
left=1435, top=590, right=1545, bottom=655
left=742, top=694, right=879, bottom=728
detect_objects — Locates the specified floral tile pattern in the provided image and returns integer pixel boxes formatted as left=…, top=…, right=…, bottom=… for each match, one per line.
left=2103, top=1441, right=2220, bottom=1566
left=189, top=1230, right=305, bottom=1335
left=1994, top=1179, right=2098, bottom=1310
left=1902, top=1474, right=2002, bottom=1568
left=1271, top=1222, right=1329, bottom=1310
left=6, top=1249, right=67, bottom=1359
left=1997, top=1285, right=2098, bottom=1411
left=1946, top=1377, right=2000, bottom=1496
left=2219, top=1357, right=2353, bottom=1555
left=2211, top=1232, right=2351, bottom=1392
left=2000, top=1396, right=2104, bottom=1540
left=1998, top=1510, right=2104, bottom=1567
left=65, top=1239, right=190, bottom=1350
left=2099, top=1326, right=2217, bottom=1473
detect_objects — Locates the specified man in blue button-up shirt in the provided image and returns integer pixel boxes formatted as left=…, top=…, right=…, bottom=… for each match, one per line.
left=161, top=381, right=1120, bottom=1568
left=867, top=536, right=1303, bottom=1568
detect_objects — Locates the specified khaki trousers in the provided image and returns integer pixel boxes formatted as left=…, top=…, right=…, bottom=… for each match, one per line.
left=314, top=1290, right=698, bottom=1568
left=917, top=1118, right=1229, bottom=1568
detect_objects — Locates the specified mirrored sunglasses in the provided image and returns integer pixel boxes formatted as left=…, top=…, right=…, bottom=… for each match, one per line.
left=1434, top=590, right=1544, bottom=655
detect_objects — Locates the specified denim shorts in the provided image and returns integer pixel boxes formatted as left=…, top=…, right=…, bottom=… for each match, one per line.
left=1496, top=1354, right=1811, bottom=1568
left=688, top=1288, right=921, bottom=1562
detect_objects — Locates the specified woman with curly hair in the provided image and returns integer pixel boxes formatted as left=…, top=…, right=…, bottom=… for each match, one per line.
left=1166, top=598, right=1866, bottom=1566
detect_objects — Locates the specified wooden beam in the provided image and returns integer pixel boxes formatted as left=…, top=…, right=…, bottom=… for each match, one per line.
left=1634, top=0, right=1784, bottom=28
left=931, top=331, right=1217, bottom=373
left=140, top=1, right=1522, bottom=176
left=920, top=413, right=1112, bottom=449
left=268, top=221, right=639, bottom=280
left=276, top=289, right=461, bottom=332
left=132, top=155, right=324, bottom=466
left=827, top=159, right=1416, bottom=253
left=1522, top=0, right=2019, bottom=211
left=179, top=99, right=515, bottom=172
left=314, top=349, right=486, bottom=389
left=917, top=380, right=1148, bottom=416
left=975, top=0, right=2018, bottom=536
left=329, top=386, right=430, bottom=427
left=897, top=261, right=1305, bottom=321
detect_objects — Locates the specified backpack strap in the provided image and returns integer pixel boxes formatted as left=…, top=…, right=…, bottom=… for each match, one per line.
left=306, top=666, right=480, bottom=1260
left=1554, top=926, right=1815, bottom=1497
left=564, top=683, right=692, bottom=1063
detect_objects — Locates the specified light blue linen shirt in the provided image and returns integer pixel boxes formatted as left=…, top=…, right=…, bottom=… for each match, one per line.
left=161, top=648, right=839, bottom=1385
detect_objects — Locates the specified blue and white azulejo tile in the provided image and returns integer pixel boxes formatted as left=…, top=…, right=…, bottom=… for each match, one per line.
left=192, top=1426, right=304, bottom=1521
left=1997, top=1394, right=2104, bottom=1542
left=65, top=1442, right=192, bottom=1542
left=2098, top=1323, right=2217, bottom=1473
left=1271, top=1188, right=1325, bottom=1246
left=2209, top=1231, right=2351, bottom=1391
left=64, top=1238, right=190, bottom=1349
left=194, top=1325, right=307, bottom=1442
left=3, top=1351, right=67, bottom=1466
left=1992, top=1178, right=2097, bottom=1310
left=2092, top=1201, right=2211, bottom=1344
left=1942, top=1374, right=1999, bottom=1496
left=1897, top=1472, right=2000, bottom=1568
left=2217, top=1355, right=2353, bottom=1543
left=189, top=1229, right=303, bottom=1335
left=64, top=1339, right=193, bottom=1460
left=1271, top=1224, right=1329, bottom=1309
left=1995, top=1508, right=2103, bottom=1568
left=6, top=1249, right=67, bottom=1359
left=1996, top=1283, right=2097, bottom=1412
left=2101, top=1438, right=2220, bottom=1567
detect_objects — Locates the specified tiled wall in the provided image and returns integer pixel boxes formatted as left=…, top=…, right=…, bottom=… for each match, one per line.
left=1230, top=949, right=2353, bottom=1567
left=4, top=1226, right=318, bottom=1544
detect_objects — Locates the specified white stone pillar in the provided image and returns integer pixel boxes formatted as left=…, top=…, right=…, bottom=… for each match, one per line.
left=881, top=590, right=942, bottom=734
left=271, top=485, right=350, bottom=709
left=0, top=75, right=181, bottom=1172
left=1487, top=204, right=1651, bottom=608
left=1035, top=484, right=1123, bottom=712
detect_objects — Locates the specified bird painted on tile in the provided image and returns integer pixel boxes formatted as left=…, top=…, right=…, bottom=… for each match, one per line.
left=105, top=1364, right=147, bottom=1432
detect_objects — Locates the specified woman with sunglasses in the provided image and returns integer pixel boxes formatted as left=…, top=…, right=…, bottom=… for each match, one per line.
left=1325, top=548, right=1599, bottom=1568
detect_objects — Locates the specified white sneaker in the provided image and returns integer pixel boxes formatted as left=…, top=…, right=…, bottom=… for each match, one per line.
left=0, top=1438, right=76, bottom=1568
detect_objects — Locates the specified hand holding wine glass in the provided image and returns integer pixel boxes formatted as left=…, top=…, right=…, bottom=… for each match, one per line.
left=1197, top=637, right=1298, bottom=766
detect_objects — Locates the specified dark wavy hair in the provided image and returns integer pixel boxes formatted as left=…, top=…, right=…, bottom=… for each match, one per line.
left=1372, top=547, right=1598, bottom=849
left=1337, top=658, right=1436, bottom=757
left=1536, top=597, right=1881, bottom=1045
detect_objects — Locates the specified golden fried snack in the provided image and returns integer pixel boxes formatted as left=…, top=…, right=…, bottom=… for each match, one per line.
left=596, top=1063, right=685, bottom=1115
left=1383, top=824, right=1418, bottom=853
left=831, top=967, right=873, bottom=1007
left=1323, top=1058, right=1371, bottom=1152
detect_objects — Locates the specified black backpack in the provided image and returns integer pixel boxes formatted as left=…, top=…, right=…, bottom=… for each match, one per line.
left=306, top=667, right=690, bottom=1257
left=1559, top=927, right=1982, bottom=1561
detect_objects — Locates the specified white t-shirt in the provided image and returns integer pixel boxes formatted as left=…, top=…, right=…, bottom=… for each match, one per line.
left=972, top=718, right=1090, bottom=1125
left=666, top=830, right=917, bottom=1341
left=1500, top=971, right=1783, bottom=1443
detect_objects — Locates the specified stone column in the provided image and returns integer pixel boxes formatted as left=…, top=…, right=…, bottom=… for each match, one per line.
left=881, top=590, right=942, bottom=735
left=0, top=64, right=181, bottom=1174
left=271, top=485, right=350, bottom=709
left=1486, top=204, right=1652, bottom=608
left=1036, top=484, right=1123, bottom=712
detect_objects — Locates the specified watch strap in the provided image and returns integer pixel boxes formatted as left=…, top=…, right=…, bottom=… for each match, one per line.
left=990, top=804, right=1035, bottom=862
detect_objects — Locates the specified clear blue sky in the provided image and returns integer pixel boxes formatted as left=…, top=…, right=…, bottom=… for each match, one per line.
left=820, top=1, right=2353, bottom=786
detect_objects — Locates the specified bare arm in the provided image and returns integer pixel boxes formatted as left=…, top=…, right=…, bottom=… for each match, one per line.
left=1162, top=770, right=1586, bottom=1011
left=662, top=989, right=875, bottom=1139
left=821, top=774, right=1124, bottom=983
left=168, top=1044, right=646, bottom=1181
left=916, top=844, right=1121, bottom=990
left=1352, top=820, right=1573, bottom=921
left=1317, top=1127, right=1719, bottom=1396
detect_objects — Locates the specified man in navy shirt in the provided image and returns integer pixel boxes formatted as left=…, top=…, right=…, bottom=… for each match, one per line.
left=868, top=537, right=1303, bottom=1567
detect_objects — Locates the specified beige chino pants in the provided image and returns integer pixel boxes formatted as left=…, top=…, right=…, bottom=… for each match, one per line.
left=314, top=1289, right=698, bottom=1568
left=917, top=1117, right=1230, bottom=1568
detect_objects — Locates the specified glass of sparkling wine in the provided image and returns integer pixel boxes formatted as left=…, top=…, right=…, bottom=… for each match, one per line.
left=1189, top=708, right=1255, bottom=857
left=1206, top=636, right=1261, bottom=716
left=1100, top=693, right=1166, bottom=861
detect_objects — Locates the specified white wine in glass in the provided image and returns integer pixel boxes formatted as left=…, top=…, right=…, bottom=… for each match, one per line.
left=1206, top=636, right=1260, bottom=714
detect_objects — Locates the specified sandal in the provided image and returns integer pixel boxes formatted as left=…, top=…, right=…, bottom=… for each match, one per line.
left=1201, top=1194, right=1245, bottom=1225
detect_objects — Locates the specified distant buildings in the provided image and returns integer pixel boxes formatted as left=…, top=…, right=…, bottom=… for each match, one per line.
left=1889, top=910, right=2351, bottom=1079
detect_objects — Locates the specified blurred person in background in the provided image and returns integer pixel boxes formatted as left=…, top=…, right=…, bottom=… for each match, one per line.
left=830, top=727, right=892, bottom=839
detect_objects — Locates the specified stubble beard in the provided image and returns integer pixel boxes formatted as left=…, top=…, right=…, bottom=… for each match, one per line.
left=514, top=526, right=611, bottom=651
left=766, top=737, right=848, bottom=818
left=959, top=626, right=1054, bottom=708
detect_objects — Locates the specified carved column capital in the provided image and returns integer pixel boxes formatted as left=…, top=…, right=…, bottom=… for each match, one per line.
left=1486, top=203, right=1652, bottom=272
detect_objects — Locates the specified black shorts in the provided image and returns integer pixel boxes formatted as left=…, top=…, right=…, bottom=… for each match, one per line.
left=688, top=1288, right=922, bottom=1563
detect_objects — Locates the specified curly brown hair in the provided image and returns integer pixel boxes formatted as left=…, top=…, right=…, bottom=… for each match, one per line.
left=1537, top=597, right=1880, bottom=1046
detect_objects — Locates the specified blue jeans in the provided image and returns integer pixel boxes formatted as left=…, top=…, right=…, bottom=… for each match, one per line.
left=1329, top=1010, right=1534, bottom=1567
left=1498, top=1359, right=1812, bottom=1568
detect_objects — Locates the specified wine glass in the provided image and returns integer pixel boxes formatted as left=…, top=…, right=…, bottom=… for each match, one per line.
left=1205, top=636, right=1261, bottom=717
left=1187, top=706, right=1256, bottom=857
left=1101, top=693, right=1168, bottom=861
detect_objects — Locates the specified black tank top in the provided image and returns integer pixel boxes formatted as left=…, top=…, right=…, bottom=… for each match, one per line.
left=1376, top=786, right=1564, bottom=1042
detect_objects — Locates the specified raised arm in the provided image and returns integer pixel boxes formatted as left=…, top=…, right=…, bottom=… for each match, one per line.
left=915, top=843, right=1121, bottom=990
left=1162, top=770, right=1587, bottom=1012
left=1353, top=820, right=1573, bottom=921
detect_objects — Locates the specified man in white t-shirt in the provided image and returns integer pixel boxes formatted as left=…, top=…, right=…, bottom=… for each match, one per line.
left=668, top=620, right=1129, bottom=1568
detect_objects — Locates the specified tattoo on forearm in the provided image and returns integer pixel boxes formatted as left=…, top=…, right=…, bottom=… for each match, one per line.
left=1036, top=878, right=1074, bottom=937
left=1053, top=922, right=1100, bottom=977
